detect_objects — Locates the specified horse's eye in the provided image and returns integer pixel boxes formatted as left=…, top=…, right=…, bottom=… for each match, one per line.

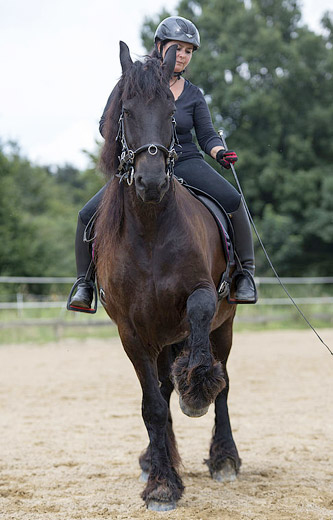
left=123, top=109, right=131, bottom=118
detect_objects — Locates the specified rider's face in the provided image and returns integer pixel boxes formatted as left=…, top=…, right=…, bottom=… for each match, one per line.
left=162, top=40, right=194, bottom=73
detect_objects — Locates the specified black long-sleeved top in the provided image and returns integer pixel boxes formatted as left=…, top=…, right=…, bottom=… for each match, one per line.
left=99, top=79, right=223, bottom=163
left=172, top=79, right=223, bottom=161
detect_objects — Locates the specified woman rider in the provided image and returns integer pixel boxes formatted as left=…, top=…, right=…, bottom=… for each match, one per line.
left=68, top=16, right=257, bottom=311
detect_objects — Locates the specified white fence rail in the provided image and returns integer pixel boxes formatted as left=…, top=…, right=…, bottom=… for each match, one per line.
left=1, top=276, right=333, bottom=284
left=0, top=276, right=75, bottom=284
left=1, top=297, right=333, bottom=311
left=0, top=276, right=332, bottom=311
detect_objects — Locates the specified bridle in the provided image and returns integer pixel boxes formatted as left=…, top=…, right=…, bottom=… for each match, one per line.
left=115, top=107, right=179, bottom=185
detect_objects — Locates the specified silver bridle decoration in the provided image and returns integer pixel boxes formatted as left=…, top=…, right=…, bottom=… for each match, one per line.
left=147, top=144, right=158, bottom=156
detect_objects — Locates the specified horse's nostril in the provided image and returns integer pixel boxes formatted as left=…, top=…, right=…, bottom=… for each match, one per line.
left=137, top=175, right=145, bottom=188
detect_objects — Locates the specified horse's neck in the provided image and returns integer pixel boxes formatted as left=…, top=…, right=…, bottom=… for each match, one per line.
left=124, top=185, right=178, bottom=240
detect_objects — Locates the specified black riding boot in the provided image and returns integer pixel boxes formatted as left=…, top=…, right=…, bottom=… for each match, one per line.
left=230, top=200, right=257, bottom=303
left=67, top=215, right=95, bottom=312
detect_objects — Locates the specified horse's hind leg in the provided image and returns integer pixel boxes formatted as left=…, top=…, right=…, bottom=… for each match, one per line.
left=206, top=317, right=241, bottom=482
left=139, top=344, right=181, bottom=482
left=172, top=287, right=226, bottom=417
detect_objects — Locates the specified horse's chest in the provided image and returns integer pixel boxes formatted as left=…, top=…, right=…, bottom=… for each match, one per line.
left=103, top=236, right=209, bottom=341
left=130, top=278, right=190, bottom=344
left=112, top=254, right=188, bottom=322
left=132, top=267, right=185, bottom=311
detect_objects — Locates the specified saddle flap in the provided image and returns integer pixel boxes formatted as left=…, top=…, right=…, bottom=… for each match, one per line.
left=195, top=193, right=234, bottom=265
left=179, top=181, right=235, bottom=266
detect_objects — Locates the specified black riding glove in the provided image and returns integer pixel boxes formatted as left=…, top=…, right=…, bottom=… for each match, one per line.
left=216, top=149, right=238, bottom=170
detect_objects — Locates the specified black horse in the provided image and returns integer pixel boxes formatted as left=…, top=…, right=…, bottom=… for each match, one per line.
left=94, top=42, right=241, bottom=511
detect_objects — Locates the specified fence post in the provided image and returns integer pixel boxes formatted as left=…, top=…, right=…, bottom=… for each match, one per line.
left=16, top=293, right=24, bottom=318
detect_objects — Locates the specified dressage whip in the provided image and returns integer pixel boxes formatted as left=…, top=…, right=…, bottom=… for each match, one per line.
left=218, top=129, right=333, bottom=357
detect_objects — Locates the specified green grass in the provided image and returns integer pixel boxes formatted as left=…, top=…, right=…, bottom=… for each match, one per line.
left=0, top=306, right=116, bottom=344
left=234, top=301, right=333, bottom=332
left=0, top=323, right=118, bottom=344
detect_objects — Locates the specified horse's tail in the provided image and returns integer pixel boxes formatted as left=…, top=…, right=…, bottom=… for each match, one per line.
left=172, top=287, right=226, bottom=417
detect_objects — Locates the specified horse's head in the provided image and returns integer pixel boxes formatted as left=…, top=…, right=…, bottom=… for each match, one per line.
left=118, top=41, right=177, bottom=204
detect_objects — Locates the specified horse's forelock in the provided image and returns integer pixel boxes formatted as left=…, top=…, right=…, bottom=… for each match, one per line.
left=122, top=57, right=170, bottom=103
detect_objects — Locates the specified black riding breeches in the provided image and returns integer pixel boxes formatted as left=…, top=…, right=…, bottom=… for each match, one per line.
left=174, top=157, right=241, bottom=213
left=78, top=157, right=241, bottom=224
left=79, top=185, right=107, bottom=226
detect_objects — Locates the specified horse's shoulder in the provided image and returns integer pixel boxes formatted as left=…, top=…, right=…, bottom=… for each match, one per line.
left=175, top=181, right=218, bottom=225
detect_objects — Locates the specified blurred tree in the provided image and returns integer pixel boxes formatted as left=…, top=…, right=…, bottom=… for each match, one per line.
left=0, top=141, right=103, bottom=294
left=141, top=0, right=333, bottom=275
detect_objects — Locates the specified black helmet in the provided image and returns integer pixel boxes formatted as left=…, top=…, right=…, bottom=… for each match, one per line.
left=154, top=16, right=200, bottom=50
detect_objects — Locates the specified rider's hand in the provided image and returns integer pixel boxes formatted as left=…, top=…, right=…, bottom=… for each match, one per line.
left=216, top=149, right=238, bottom=170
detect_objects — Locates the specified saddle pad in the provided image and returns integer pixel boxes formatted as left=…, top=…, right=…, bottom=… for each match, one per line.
left=196, top=193, right=234, bottom=264
left=183, top=183, right=235, bottom=266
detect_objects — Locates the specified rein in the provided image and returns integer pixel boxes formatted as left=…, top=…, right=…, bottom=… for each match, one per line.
left=115, top=108, right=179, bottom=185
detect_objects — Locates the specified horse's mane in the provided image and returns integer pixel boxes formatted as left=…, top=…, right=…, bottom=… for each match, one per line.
left=99, top=55, right=172, bottom=178
left=95, top=56, right=173, bottom=273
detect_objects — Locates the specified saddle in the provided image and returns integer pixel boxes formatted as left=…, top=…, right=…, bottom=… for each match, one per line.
left=178, top=179, right=238, bottom=301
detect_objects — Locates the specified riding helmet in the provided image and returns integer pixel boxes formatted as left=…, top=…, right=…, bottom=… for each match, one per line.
left=154, top=16, right=200, bottom=50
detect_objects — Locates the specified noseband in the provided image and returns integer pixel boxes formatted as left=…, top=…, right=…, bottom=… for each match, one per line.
left=115, top=108, right=179, bottom=185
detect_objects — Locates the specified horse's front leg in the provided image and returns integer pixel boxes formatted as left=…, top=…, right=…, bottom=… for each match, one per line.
left=206, top=317, right=241, bottom=482
left=172, top=287, right=226, bottom=417
left=120, top=333, right=184, bottom=511
left=139, top=345, right=181, bottom=483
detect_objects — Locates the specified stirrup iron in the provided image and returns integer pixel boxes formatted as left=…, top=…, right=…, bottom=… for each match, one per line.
left=67, top=278, right=98, bottom=314
left=227, top=269, right=257, bottom=305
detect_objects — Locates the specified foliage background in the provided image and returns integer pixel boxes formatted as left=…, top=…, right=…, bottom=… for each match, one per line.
left=141, top=0, right=333, bottom=275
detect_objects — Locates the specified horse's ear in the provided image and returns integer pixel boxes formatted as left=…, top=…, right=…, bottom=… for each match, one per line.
left=119, top=41, right=133, bottom=74
left=162, top=44, right=177, bottom=81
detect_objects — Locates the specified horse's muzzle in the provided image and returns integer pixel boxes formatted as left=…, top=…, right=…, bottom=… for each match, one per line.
left=135, top=174, right=170, bottom=203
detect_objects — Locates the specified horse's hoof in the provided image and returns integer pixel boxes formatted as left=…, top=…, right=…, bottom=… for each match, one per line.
left=140, top=470, right=149, bottom=483
left=179, top=396, right=209, bottom=417
left=147, top=500, right=177, bottom=511
left=212, top=458, right=237, bottom=483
